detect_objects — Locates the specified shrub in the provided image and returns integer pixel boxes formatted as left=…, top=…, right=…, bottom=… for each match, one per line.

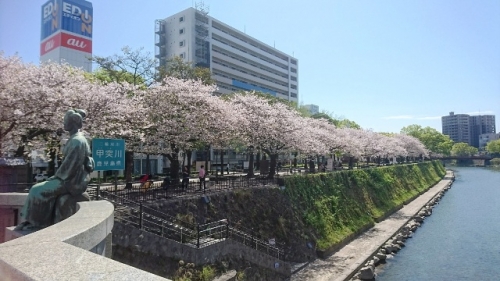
left=491, top=158, right=500, bottom=166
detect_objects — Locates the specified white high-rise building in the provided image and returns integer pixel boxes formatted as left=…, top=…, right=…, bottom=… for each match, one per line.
left=155, top=7, right=298, bottom=103
left=303, top=104, right=319, bottom=115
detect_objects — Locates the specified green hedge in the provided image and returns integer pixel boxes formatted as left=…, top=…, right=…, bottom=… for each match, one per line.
left=491, top=158, right=500, bottom=166
left=283, top=161, right=446, bottom=250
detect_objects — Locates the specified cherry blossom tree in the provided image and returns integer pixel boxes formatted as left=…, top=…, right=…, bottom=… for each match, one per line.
left=140, top=77, right=241, bottom=181
left=0, top=54, right=146, bottom=166
left=393, top=134, right=429, bottom=161
left=1, top=54, right=80, bottom=157
left=228, top=92, right=319, bottom=178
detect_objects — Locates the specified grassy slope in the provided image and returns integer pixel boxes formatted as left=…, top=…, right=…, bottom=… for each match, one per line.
left=283, top=161, right=446, bottom=250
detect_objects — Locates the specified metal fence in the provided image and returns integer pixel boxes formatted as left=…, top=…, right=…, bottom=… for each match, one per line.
left=90, top=188, right=285, bottom=259
left=228, top=225, right=286, bottom=260
left=94, top=175, right=279, bottom=203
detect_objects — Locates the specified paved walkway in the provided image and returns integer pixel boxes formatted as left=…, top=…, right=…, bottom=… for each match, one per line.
left=291, top=170, right=454, bottom=281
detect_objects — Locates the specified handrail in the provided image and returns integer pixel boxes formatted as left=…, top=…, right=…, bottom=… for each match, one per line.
left=91, top=184, right=287, bottom=261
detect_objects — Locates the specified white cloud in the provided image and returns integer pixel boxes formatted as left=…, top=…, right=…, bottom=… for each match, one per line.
left=416, top=116, right=441, bottom=120
left=466, top=110, right=495, bottom=115
left=382, top=115, right=444, bottom=121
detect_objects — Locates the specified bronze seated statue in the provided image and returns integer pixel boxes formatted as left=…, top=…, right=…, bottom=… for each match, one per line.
left=16, top=109, right=95, bottom=231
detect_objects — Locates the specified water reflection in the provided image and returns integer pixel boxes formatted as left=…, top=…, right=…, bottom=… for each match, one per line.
left=376, top=167, right=500, bottom=281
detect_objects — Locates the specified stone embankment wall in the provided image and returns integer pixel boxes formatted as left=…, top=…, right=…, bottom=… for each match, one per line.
left=112, top=221, right=291, bottom=277
left=352, top=174, right=455, bottom=280
left=283, top=161, right=446, bottom=253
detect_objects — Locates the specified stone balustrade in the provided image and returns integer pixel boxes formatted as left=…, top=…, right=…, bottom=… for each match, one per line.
left=0, top=192, right=169, bottom=280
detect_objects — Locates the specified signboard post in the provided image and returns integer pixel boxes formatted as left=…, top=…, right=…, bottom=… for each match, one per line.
left=92, top=138, right=125, bottom=191
left=327, top=158, right=334, bottom=171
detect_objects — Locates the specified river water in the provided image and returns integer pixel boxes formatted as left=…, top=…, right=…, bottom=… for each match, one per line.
left=376, top=167, right=500, bottom=281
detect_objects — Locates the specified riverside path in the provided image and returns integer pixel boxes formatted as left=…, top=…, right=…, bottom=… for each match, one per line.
left=291, top=170, right=454, bottom=281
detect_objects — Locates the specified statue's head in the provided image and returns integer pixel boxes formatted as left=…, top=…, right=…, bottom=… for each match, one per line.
left=63, top=109, right=87, bottom=132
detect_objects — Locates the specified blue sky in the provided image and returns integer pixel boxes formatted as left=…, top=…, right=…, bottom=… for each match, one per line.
left=1, top=0, right=499, bottom=133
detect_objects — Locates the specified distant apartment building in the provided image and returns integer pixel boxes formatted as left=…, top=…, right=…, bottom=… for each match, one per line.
left=442, top=112, right=496, bottom=148
left=442, top=112, right=472, bottom=144
left=470, top=115, right=496, bottom=148
left=479, top=133, right=500, bottom=150
left=303, top=104, right=319, bottom=115
left=155, top=7, right=298, bottom=103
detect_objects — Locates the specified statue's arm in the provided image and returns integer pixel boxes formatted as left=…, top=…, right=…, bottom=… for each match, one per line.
left=55, top=138, right=86, bottom=181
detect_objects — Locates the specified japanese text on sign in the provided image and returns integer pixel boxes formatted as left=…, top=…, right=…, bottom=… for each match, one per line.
left=92, top=138, right=125, bottom=171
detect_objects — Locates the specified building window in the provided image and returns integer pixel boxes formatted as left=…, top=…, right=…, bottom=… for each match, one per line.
left=291, top=84, right=297, bottom=90
left=180, top=53, right=184, bottom=59
left=290, top=67, right=297, bottom=73
left=291, top=93, right=297, bottom=98
left=291, top=59, right=297, bottom=65
left=179, top=16, right=184, bottom=22
left=291, top=76, right=297, bottom=81
left=179, top=40, right=185, bottom=47
left=179, top=28, right=184, bottom=34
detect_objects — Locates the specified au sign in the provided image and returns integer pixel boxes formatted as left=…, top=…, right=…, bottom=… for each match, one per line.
left=61, top=32, right=92, bottom=53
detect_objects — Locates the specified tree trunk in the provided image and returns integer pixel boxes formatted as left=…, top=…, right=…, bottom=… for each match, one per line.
left=309, top=159, right=315, bottom=173
left=293, top=152, right=297, bottom=168
left=268, top=153, right=277, bottom=179
left=247, top=146, right=255, bottom=177
left=220, top=149, right=224, bottom=177
left=186, top=149, right=192, bottom=174
left=166, top=152, right=180, bottom=184
left=47, top=148, right=57, bottom=177
left=204, top=145, right=210, bottom=177
left=14, top=144, right=25, bottom=158
left=145, top=154, right=151, bottom=174
left=125, top=151, right=134, bottom=188
left=256, top=152, right=260, bottom=170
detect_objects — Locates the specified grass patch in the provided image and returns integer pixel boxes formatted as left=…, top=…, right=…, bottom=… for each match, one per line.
left=283, top=161, right=445, bottom=250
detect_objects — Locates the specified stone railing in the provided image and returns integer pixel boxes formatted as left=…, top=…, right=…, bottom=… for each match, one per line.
left=0, top=193, right=169, bottom=280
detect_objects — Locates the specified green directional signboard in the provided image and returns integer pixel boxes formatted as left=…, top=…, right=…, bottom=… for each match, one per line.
left=92, top=138, right=125, bottom=171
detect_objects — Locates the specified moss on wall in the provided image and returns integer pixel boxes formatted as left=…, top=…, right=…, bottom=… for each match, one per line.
left=283, top=161, right=445, bottom=250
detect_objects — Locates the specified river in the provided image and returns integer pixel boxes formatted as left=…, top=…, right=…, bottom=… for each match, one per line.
left=375, top=167, right=500, bottom=281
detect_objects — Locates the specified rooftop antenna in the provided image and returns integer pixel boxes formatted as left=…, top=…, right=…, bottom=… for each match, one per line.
left=195, top=1, right=209, bottom=14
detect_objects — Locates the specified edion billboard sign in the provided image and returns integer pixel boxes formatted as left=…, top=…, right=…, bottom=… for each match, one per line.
left=41, top=0, right=93, bottom=41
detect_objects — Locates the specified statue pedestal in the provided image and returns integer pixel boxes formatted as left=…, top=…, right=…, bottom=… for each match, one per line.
left=4, top=226, right=36, bottom=242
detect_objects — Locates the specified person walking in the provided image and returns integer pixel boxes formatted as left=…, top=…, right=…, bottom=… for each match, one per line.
left=198, top=165, right=206, bottom=192
left=182, top=166, right=190, bottom=189
left=139, top=174, right=149, bottom=188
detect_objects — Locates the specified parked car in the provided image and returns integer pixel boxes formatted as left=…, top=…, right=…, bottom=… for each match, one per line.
left=34, top=173, right=48, bottom=182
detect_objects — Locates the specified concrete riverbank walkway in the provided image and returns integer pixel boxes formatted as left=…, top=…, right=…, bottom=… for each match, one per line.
left=291, top=170, right=454, bottom=281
